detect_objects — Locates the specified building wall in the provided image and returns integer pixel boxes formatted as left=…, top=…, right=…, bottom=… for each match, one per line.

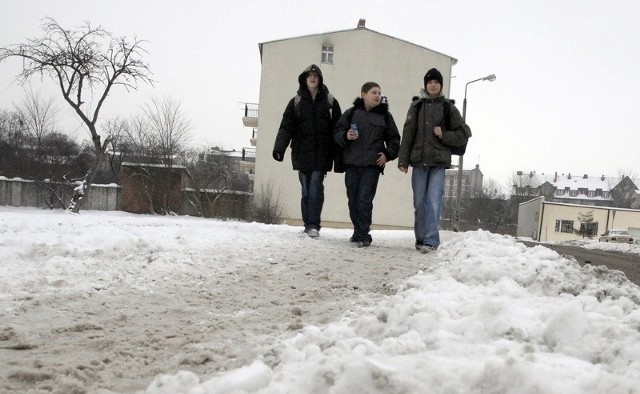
left=121, top=166, right=183, bottom=214
left=255, top=28, right=457, bottom=228
left=517, top=196, right=543, bottom=239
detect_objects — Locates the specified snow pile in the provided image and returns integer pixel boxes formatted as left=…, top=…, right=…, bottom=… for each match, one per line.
left=146, top=232, right=640, bottom=394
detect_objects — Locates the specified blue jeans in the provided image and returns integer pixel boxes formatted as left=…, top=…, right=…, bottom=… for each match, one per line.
left=299, top=171, right=325, bottom=231
left=345, top=167, right=380, bottom=242
left=411, top=166, right=445, bottom=249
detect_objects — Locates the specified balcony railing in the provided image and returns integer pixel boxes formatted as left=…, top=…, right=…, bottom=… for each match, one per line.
left=242, top=147, right=256, bottom=162
left=243, top=103, right=259, bottom=118
left=241, top=103, right=259, bottom=128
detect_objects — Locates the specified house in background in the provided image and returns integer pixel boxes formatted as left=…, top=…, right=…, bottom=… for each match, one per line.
left=517, top=197, right=640, bottom=243
left=247, top=19, right=465, bottom=228
left=515, top=170, right=640, bottom=242
left=511, top=171, right=638, bottom=207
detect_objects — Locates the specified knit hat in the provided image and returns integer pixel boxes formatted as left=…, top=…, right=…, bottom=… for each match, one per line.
left=423, top=68, right=443, bottom=88
left=298, top=64, right=323, bottom=86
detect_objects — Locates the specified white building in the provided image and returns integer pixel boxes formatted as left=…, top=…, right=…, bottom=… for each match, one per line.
left=517, top=196, right=640, bottom=243
left=249, top=20, right=461, bottom=228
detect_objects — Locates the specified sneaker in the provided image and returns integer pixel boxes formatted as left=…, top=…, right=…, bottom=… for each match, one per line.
left=420, top=244, right=436, bottom=254
left=308, top=228, right=320, bottom=238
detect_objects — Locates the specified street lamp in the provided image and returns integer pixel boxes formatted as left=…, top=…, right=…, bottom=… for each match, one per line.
left=454, top=73, right=496, bottom=229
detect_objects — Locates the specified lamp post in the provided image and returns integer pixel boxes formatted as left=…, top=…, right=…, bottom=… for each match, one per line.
left=454, top=73, right=496, bottom=228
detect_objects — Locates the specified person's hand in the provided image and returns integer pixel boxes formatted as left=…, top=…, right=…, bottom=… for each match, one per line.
left=434, top=126, right=443, bottom=139
left=272, top=150, right=284, bottom=161
left=346, top=128, right=358, bottom=141
left=376, top=152, right=387, bottom=167
left=398, top=166, right=408, bottom=173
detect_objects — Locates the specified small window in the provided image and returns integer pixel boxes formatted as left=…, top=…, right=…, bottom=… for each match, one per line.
left=321, top=45, right=334, bottom=64
left=555, top=220, right=574, bottom=233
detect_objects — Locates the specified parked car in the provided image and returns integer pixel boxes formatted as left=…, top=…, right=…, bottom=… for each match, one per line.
left=599, top=229, right=634, bottom=243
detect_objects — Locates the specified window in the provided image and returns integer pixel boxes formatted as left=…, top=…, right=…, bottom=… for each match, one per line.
left=588, top=191, right=595, bottom=197
left=555, top=220, right=574, bottom=233
left=602, top=191, right=610, bottom=198
left=321, top=45, right=334, bottom=64
left=555, top=189, right=565, bottom=196
left=569, top=190, right=578, bottom=197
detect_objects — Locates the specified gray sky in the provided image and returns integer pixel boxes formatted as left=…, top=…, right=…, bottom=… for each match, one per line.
left=2, top=0, right=639, bottom=188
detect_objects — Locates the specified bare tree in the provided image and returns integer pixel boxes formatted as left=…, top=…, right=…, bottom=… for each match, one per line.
left=509, top=171, right=541, bottom=196
left=180, top=146, right=244, bottom=218
left=15, top=89, right=58, bottom=148
left=143, top=97, right=191, bottom=213
left=117, top=97, right=191, bottom=214
left=0, top=109, right=27, bottom=177
left=0, top=17, right=153, bottom=212
left=144, top=97, right=191, bottom=164
left=124, top=113, right=158, bottom=161
left=463, top=178, right=510, bottom=232
left=13, top=89, right=59, bottom=179
left=101, top=117, right=129, bottom=182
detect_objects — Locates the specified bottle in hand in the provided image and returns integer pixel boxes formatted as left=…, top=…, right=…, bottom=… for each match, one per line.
left=350, top=123, right=358, bottom=139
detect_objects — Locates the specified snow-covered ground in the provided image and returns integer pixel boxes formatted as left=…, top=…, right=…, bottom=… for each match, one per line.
left=1, top=207, right=639, bottom=394
left=551, top=238, right=640, bottom=255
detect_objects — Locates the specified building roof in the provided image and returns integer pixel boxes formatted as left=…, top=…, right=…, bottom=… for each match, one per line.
left=514, top=171, right=620, bottom=192
left=258, top=23, right=457, bottom=64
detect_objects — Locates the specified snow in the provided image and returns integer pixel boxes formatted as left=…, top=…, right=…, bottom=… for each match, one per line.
left=1, top=206, right=639, bottom=394
left=551, top=239, right=640, bottom=256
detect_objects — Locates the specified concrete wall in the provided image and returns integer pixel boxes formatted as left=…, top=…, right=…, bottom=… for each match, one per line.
left=255, top=28, right=457, bottom=228
left=0, top=176, right=121, bottom=211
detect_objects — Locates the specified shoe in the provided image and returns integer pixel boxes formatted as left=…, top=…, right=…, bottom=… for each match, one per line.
left=420, top=244, right=436, bottom=254
left=308, top=228, right=319, bottom=238
left=415, top=240, right=423, bottom=250
left=357, top=239, right=371, bottom=248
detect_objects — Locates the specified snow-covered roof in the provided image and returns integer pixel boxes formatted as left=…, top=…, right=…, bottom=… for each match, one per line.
left=514, top=171, right=620, bottom=192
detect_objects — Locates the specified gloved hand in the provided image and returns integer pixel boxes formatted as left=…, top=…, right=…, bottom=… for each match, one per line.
left=272, top=150, right=284, bottom=161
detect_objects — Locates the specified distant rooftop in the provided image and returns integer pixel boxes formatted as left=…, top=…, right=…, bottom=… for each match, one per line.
left=514, top=171, right=620, bottom=192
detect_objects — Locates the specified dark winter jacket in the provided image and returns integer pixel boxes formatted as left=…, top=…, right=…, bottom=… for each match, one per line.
left=334, top=98, right=400, bottom=171
left=273, top=69, right=342, bottom=172
left=398, top=90, right=470, bottom=169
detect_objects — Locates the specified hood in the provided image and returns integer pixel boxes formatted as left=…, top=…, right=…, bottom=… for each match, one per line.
left=352, top=97, right=389, bottom=115
left=298, top=64, right=324, bottom=88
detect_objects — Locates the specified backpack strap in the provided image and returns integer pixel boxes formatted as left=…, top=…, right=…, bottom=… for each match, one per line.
left=442, top=100, right=451, bottom=131
left=294, top=94, right=301, bottom=117
left=414, top=99, right=452, bottom=130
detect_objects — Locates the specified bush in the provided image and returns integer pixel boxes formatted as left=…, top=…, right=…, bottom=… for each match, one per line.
left=252, top=180, right=284, bottom=224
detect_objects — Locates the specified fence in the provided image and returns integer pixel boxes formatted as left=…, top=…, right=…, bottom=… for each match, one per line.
left=1, top=176, right=253, bottom=218
left=0, top=177, right=121, bottom=211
